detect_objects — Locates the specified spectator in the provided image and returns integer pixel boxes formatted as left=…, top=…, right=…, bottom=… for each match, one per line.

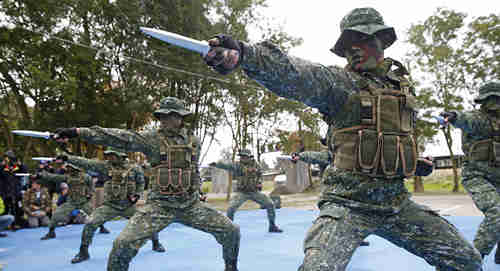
left=0, top=150, right=27, bottom=230
left=23, top=177, right=51, bottom=228
left=0, top=195, right=14, bottom=237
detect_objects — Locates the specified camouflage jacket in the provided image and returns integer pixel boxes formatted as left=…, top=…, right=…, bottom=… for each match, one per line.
left=298, top=151, right=332, bottom=169
left=66, top=154, right=145, bottom=209
left=240, top=41, right=416, bottom=213
left=213, top=160, right=262, bottom=192
left=22, top=187, right=51, bottom=216
left=79, top=126, right=201, bottom=208
left=39, top=172, right=93, bottom=205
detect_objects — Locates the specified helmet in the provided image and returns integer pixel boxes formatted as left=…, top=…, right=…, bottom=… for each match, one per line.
left=474, top=81, right=500, bottom=104
left=332, top=7, right=396, bottom=57
left=238, top=149, right=253, bottom=157
left=153, top=97, right=192, bottom=119
left=103, top=147, right=127, bottom=158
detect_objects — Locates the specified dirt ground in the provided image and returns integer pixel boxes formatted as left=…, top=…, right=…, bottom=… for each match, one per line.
left=204, top=192, right=483, bottom=217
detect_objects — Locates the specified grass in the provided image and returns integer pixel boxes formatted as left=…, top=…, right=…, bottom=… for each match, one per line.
left=405, top=175, right=467, bottom=194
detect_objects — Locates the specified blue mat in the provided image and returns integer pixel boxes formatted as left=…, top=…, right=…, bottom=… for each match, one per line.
left=1, top=208, right=499, bottom=271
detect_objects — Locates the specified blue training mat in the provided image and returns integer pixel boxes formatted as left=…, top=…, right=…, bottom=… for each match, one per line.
left=1, top=208, right=499, bottom=271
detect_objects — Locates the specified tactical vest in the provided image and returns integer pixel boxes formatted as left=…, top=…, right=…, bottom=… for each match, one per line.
left=332, top=78, right=418, bottom=178
left=237, top=162, right=260, bottom=193
left=104, top=166, right=136, bottom=202
left=467, top=117, right=500, bottom=167
left=67, top=173, right=92, bottom=202
left=152, top=135, right=195, bottom=195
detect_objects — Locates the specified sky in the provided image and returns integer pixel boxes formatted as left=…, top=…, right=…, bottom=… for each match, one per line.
left=201, top=0, right=499, bottom=165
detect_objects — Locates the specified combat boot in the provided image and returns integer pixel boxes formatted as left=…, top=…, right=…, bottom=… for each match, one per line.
left=152, top=240, right=166, bottom=253
left=41, top=227, right=56, bottom=240
left=269, top=223, right=283, bottom=233
left=495, top=245, right=500, bottom=264
left=224, top=260, right=238, bottom=271
left=71, top=245, right=90, bottom=264
left=360, top=241, right=370, bottom=246
left=98, top=225, right=110, bottom=234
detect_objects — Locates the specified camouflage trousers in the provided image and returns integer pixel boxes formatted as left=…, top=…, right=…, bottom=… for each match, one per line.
left=462, top=163, right=500, bottom=256
left=49, top=201, right=92, bottom=228
left=227, top=191, right=276, bottom=224
left=299, top=201, right=482, bottom=271
left=107, top=200, right=240, bottom=271
left=80, top=203, right=159, bottom=249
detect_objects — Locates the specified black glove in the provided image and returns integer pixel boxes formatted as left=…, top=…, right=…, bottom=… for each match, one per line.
left=415, top=157, right=434, bottom=177
left=55, top=154, right=68, bottom=162
left=209, top=162, right=216, bottom=167
left=129, top=194, right=139, bottom=204
left=204, top=34, right=243, bottom=75
left=54, top=127, right=78, bottom=139
left=439, top=111, right=457, bottom=123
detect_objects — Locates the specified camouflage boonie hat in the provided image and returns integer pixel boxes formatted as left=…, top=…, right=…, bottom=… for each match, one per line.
left=474, top=81, right=500, bottom=103
left=332, top=7, right=396, bottom=57
left=104, top=147, right=127, bottom=158
left=153, top=97, right=192, bottom=119
left=238, top=149, right=253, bottom=157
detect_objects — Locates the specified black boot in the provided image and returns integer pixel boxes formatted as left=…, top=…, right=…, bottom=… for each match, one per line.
left=71, top=245, right=90, bottom=264
left=360, top=241, right=370, bottom=246
left=41, top=227, right=56, bottom=240
left=495, top=246, right=500, bottom=264
left=269, top=224, right=283, bottom=233
left=98, top=225, right=110, bottom=234
left=224, top=260, right=238, bottom=271
left=152, top=240, right=166, bottom=253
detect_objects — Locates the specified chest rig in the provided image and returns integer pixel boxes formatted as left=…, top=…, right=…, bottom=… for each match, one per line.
left=104, top=166, right=136, bottom=202
left=332, top=73, right=417, bottom=178
left=467, top=116, right=500, bottom=167
left=152, top=134, right=195, bottom=195
left=237, top=162, right=260, bottom=192
left=67, top=173, right=91, bottom=202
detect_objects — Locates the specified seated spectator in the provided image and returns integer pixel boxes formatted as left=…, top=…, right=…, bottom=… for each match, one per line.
left=23, top=177, right=51, bottom=228
left=56, top=183, right=86, bottom=225
left=0, top=195, right=14, bottom=237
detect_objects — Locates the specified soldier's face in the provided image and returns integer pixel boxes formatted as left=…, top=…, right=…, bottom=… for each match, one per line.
left=345, top=36, right=384, bottom=72
left=159, top=113, right=183, bottom=130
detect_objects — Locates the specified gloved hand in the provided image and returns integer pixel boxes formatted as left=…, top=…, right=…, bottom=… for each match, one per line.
left=256, top=183, right=263, bottom=191
left=55, top=154, right=68, bottom=162
left=128, top=194, right=140, bottom=204
left=291, top=152, right=299, bottom=163
left=204, top=34, right=242, bottom=75
left=54, top=127, right=78, bottom=140
left=439, top=111, right=457, bottom=123
left=208, top=162, right=216, bottom=167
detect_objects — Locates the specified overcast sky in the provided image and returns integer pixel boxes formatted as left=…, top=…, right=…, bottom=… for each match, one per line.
left=203, top=1, right=498, bottom=164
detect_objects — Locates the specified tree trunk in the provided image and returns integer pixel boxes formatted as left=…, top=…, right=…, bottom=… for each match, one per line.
left=413, top=176, right=425, bottom=193
left=452, top=159, right=460, bottom=192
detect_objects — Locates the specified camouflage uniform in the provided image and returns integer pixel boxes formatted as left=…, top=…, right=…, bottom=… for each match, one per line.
left=72, top=97, right=240, bottom=271
left=22, top=186, right=51, bottom=228
left=447, top=82, right=500, bottom=261
left=38, top=165, right=94, bottom=239
left=213, top=150, right=282, bottom=232
left=209, top=7, right=482, bottom=271
left=66, top=151, right=164, bottom=264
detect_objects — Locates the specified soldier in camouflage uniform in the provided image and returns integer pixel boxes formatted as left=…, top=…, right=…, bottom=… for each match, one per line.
left=65, top=148, right=165, bottom=264
left=203, top=7, right=482, bottom=271
left=38, top=161, right=94, bottom=240
left=441, top=81, right=500, bottom=264
left=22, top=177, right=51, bottom=228
left=211, top=149, right=283, bottom=233
left=54, top=97, right=240, bottom=271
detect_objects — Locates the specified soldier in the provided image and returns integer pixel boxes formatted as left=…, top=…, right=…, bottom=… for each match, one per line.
left=66, top=148, right=165, bottom=264
left=22, top=177, right=51, bottom=228
left=203, top=7, right=482, bottom=271
left=440, top=81, right=500, bottom=264
left=210, top=149, right=283, bottom=233
left=37, top=160, right=94, bottom=240
left=53, top=97, right=240, bottom=271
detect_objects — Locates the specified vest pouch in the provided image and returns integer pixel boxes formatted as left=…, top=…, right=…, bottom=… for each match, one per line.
left=168, top=148, right=192, bottom=168
left=358, top=129, right=381, bottom=172
left=492, top=141, right=500, bottom=167
left=377, top=95, right=401, bottom=133
left=400, top=95, right=416, bottom=133
left=155, top=165, right=192, bottom=195
left=469, top=139, right=491, bottom=162
left=399, top=135, right=417, bottom=176
left=333, top=132, right=358, bottom=171
left=380, top=134, right=400, bottom=176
